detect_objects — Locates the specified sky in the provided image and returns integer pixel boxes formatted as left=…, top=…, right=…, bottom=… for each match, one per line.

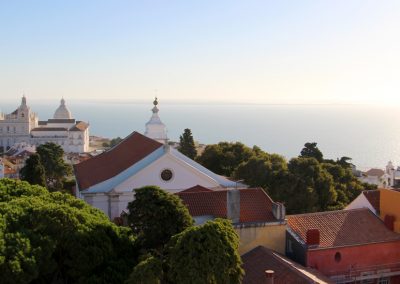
left=1, top=1, right=400, bottom=105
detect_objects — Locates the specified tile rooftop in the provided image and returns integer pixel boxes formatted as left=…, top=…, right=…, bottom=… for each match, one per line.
left=287, top=208, right=400, bottom=249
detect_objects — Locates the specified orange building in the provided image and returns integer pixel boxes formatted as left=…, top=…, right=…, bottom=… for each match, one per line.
left=379, top=188, right=400, bottom=232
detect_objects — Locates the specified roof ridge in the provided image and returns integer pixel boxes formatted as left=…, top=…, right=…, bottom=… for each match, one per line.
left=287, top=208, right=367, bottom=218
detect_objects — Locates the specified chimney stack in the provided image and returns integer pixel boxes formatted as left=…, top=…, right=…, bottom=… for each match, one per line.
left=227, top=189, right=240, bottom=223
left=265, top=270, right=274, bottom=284
left=272, top=202, right=286, bottom=221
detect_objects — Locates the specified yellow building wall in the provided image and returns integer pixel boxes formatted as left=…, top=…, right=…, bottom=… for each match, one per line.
left=235, top=223, right=286, bottom=255
left=379, top=188, right=400, bottom=232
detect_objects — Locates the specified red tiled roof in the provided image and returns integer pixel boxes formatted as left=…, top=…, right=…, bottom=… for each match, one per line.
left=176, top=187, right=277, bottom=223
left=74, top=131, right=162, bottom=190
left=287, top=208, right=400, bottom=249
left=363, top=190, right=380, bottom=212
left=240, top=189, right=275, bottom=223
left=365, top=168, right=385, bottom=177
left=242, top=246, right=333, bottom=284
left=70, top=121, right=89, bottom=131
left=179, top=185, right=214, bottom=193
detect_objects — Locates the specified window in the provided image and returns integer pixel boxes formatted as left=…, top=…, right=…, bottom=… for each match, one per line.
left=334, top=252, right=341, bottom=263
left=161, top=169, right=173, bottom=181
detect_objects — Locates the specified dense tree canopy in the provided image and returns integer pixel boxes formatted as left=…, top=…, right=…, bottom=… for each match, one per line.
left=167, top=219, right=244, bottom=284
left=299, top=142, right=324, bottom=162
left=37, top=142, right=72, bottom=186
left=178, top=128, right=197, bottom=159
left=196, top=142, right=254, bottom=177
left=232, top=142, right=375, bottom=214
left=0, top=179, right=137, bottom=284
left=127, top=186, right=193, bottom=250
left=33, top=142, right=72, bottom=191
left=19, top=153, right=46, bottom=187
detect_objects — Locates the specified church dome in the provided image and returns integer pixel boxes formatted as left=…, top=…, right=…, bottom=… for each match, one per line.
left=53, top=98, right=72, bottom=119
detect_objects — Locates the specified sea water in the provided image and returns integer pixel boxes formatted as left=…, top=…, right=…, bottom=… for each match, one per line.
left=1, top=101, right=399, bottom=169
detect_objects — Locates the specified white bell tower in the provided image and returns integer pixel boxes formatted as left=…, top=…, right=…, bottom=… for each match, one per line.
left=144, top=98, right=168, bottom=144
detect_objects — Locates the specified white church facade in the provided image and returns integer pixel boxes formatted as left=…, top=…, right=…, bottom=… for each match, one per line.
left=74, top=98, right=245, bottom=219
left=0, top=96, right=89, bottom=153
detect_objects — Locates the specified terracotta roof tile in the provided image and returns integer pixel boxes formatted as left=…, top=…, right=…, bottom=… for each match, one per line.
left=287, top=208, right=400, bottom=249
left=179, top=185, right=214, bottom=193
left=177, top=190, right=227, bottom=218
left=242, top=246, right=333, bottom=284
left=365, top=168, right=385, bottom=177
left=74, top=131, right=162, bottom=190
left=363, top=190, right=380, bottom=212
left=70, top=121, right=89, bottom=131
left=176, top=187, right=277, bottom=223
left=240, top=189, right=275, bottom=223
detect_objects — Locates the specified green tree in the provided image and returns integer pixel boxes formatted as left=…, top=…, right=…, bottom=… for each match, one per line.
left=196, top=142, right=254, bottom=177
left=19, top=153, right=46, bottom=187
left=234, top=152, right=288, bottom=201
left=36, top=142, right=72, bottom=191
left=127, top=186, right=193, bottom=250
left=286, top=157, right=337, bottom=213
left=167, top=219, right=244, bottom=284
left=0, top=178, right=137, bottom=284
left=178, top=128, right=197, bottom=159
left=300, top=142, right=324, bottom=162
left=125, top=254, right=162, bottom=284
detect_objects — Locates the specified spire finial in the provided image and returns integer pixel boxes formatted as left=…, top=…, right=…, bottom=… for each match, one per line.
left=21, top=94, right=27, bottom=106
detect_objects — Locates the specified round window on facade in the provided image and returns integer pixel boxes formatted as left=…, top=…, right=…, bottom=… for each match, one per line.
left=334, top=252, right=341, bottom=263
left=161, top=169, right=173, bottom=181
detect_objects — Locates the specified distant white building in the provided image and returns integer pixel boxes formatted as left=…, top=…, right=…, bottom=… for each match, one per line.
left=357, top=161, right=400, bottom=188
left=385, top=161, right=400, bottom=188
left=74, top=99, right=245, bottom=219
left=0, top=96, right=89, bottom=153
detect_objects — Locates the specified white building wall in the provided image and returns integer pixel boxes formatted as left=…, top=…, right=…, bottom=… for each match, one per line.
left=84, top=194, right=109, bottom=217
left=114, top=153, right=220, bottom=193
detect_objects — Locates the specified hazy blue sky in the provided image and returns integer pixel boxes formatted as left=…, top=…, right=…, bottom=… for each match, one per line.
left=1, top=1, right=399, bottom=104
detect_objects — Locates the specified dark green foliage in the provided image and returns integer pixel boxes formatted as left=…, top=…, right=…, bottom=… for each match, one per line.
left=127, top=186, right=193, bottom=250
left=233, top=142, right=370, bottom=214
left=125, top=254, right=162, bottom=284
left=178, top=128, right=197, bottom=159
left=0, top=179, right=137, bottom=284
left=19, top=153, right=46, bottom=187
left=286, top=157, right=336, bottom=213
left=234, top=152, right=287, bottom=199
left=300, top=142, right=324, bottom=162
left=167, top=219, right=244, bottom=284
left=36, top=142, right=72, bottom=191
left=196, top=142, right=254, bottom=177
